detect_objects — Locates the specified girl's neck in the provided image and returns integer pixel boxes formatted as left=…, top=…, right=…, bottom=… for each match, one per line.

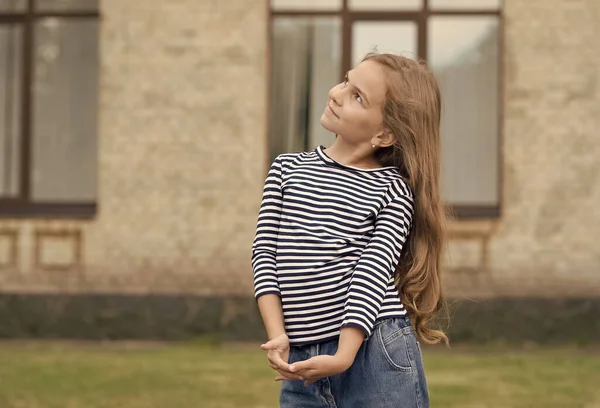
left=325, top=137, right=382, bottom=170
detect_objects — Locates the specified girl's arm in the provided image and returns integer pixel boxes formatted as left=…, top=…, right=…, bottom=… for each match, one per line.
left=259, top=294, right=302, bottom=380
left=257, top=294, right=286, bottom=339
left=252, top=156, right=285, bottom=301
left=335, top=326, right=364, bottom=362
left=253, top=157, right=303, bottom=379
left=251, top=155, right=287, bottom=341
left=341, top=183, right=414, bottom=339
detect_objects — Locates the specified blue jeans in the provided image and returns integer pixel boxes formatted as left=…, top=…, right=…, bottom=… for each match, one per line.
left=280, top=317, right=429, bottom=408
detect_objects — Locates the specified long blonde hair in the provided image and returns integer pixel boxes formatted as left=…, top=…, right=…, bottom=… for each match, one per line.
left=364, top=53, right=449, bottom=345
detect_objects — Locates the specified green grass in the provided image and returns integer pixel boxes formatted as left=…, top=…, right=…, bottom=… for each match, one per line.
left=0, top=340, right=599, bottom=407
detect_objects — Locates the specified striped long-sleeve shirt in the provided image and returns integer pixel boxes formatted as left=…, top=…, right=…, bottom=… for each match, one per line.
left=252, top=146, right=414, bottom=345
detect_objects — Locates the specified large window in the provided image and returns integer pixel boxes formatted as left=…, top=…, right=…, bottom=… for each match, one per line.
left=270, top=0, right=502, bottom=218
left=0, top=0, right=99, bottom=217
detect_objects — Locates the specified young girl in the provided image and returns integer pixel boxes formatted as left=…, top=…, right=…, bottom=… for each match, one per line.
left=252, top=53, right=447, bottom=408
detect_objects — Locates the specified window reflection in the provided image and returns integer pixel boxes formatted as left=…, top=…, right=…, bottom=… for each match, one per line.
left=32, top=19, right=98, bottom=202
left=352, top=21, right=418, bottom=66
left=270, top=17, right=341, bottom=162
left=0, top=25, right=22, bottom=198
left=429, top=16, right=499, bottom=205
left=271, top=0, right=341, bottom=11
left=349, top=0, right=422, bottom=11
left=35, top=0, right=98, bottom=12
left=0, top=0, right=26, bottom=11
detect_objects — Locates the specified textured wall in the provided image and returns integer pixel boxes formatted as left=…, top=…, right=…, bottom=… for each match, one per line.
left=0, top=0, right=599, bottom=299
left=0, top=0, right=268, bottom=295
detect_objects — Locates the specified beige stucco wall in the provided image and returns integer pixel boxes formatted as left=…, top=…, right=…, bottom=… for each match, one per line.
left=0, top=0, right=598, bottom=298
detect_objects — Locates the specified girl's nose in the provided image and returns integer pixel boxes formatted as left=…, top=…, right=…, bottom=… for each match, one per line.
left=329, top=85, right=343, bottom=106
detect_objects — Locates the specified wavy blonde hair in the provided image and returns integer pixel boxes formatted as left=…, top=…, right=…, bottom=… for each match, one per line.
left=364, top=53, right=449, bottom=345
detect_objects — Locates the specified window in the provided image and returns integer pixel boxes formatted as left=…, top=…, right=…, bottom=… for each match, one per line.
left=270, top=0, right=503, bottom=218
left=0, top=0, right=99, bottom=218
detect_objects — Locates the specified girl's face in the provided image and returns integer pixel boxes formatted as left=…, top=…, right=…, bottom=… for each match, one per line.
left=320, top=60, right=388, bottom=145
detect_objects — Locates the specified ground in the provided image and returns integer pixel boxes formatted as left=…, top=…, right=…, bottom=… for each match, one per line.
left=0, top=340, right=599, bottom=407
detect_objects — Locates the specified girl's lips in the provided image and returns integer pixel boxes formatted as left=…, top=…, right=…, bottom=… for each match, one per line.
left=327, top=104, right=339, bottom=118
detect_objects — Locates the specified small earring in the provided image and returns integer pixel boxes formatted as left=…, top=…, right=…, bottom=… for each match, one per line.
left=372, top=144, right=376, bottom=148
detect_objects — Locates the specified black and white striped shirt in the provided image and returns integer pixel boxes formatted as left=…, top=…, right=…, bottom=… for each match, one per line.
left=252, top=146, right=414, bottom=345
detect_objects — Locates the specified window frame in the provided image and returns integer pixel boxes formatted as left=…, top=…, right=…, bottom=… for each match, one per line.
left=269, top=0, right=504, bottom=219
left=0, top=0, right=99, bottom=218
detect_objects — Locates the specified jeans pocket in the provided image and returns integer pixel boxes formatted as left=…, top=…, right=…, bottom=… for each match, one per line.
left=377, top=326, right=413, bottom=372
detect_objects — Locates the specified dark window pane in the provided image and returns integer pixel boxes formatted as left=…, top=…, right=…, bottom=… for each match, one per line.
left=0, top=24, right=22, bottom=198
left=429, top=16, right=500, bottom=206
left=32, top=18, right=98, bottom=202
left=270, top=17, right=341, bottom=161
left=352, top=21, right=418, bottom=66
left=35, top=0, right=98, bottom=12
left=0, top=0, right=26, bottom=12
left=271, top=0, right=341, bottom=10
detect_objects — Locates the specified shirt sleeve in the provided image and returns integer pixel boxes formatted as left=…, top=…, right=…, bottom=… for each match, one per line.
left=341, top=189, right=414, bottom=337
left=251, top=156, right=284, bottom=299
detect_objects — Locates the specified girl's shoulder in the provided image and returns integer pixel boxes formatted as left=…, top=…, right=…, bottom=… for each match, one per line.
left=386, top=175, right=414, bottom=201
left=275, top=149, right=314, bottom=160
left=272, top=149, right=316, bottom=169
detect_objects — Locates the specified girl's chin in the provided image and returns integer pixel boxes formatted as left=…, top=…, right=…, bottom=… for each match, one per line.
left=320, top=116, right=337, bottom=133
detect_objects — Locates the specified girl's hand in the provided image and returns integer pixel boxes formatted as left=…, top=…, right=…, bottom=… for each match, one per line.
left=261, top=334, right=304, bottom=381
left=277, top=354, right=354, bottom=386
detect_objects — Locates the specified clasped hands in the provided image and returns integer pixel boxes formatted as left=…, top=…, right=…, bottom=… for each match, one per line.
left=260, top=333, right=355, bottom=386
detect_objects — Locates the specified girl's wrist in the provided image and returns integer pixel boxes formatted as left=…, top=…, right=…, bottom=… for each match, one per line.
left=268, top=331, right=288, bottom=341
left=333, top=351, right=355, bottom=370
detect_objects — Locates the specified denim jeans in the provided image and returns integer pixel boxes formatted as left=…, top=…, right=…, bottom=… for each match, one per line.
left=280, top=317, right=429, bottom=408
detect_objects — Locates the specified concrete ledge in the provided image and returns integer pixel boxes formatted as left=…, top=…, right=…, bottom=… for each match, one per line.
left=0, top=293, right=598, bottom=344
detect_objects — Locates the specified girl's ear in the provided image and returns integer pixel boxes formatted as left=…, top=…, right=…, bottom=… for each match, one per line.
left=372, top=129, right=395, bottom=148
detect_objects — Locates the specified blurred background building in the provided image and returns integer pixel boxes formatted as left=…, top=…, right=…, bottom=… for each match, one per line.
left=0, top=0, right=598, bottom=342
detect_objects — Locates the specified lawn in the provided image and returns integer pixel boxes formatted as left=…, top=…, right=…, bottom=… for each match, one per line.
left=0, top=340, right=599, bottom=408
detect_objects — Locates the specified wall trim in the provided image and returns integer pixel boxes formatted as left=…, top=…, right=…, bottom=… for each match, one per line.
left=0, top=293, right=597, bottom=344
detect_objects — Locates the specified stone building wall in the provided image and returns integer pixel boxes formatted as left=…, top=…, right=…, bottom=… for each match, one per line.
left=0, top=0, right=598, bottom=342
left=0, top=0, right=268, bottom=296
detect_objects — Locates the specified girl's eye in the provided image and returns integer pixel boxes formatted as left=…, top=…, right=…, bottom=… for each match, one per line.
left=355, top=93, right=362, bottom=103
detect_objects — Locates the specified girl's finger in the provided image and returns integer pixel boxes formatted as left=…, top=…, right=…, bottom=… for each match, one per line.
left=276, top=368, right=300, bottom=377
left=269, top=360, right=300, bottom=376
left=296, top=368, right=318, bottom=378
left=289, top=359, right=312, bottom=372
left=268, top=361, right=300, bottom=378
left=275, top=371, right=303, bottom=381
left=267, top=354, right=292, bottom=372
left=272, top=357, right=294, bottom=373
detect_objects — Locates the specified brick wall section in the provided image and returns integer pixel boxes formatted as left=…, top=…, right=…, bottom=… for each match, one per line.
left=0, top=0, right=599, bottom=298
